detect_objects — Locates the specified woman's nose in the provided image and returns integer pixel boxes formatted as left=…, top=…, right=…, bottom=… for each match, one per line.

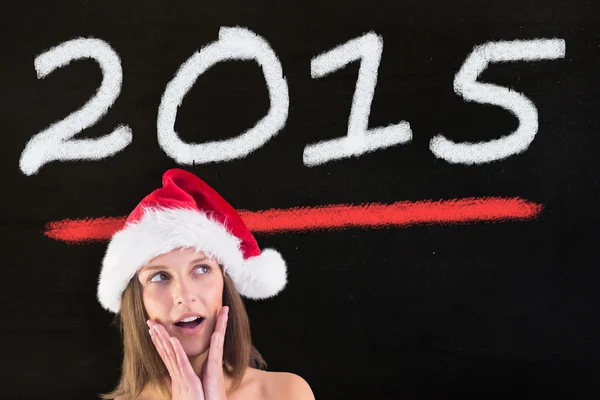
left=172, top=279, right=197, bottom=305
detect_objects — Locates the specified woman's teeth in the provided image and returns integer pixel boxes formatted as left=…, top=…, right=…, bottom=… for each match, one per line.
left=175, top=316, right=204, bottom=328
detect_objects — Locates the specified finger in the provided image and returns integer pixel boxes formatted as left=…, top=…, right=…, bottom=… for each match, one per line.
left=171, top=336, right=204, bottom=386
left=213, top=307, right=228, bottom=363
left=149, top=327, right=177, bottom=377
left=148, top=322, right=181, bottom=381
left=153, top=324, right=181, bottom=379
left=148, top=323, right=169, bottom=365
left=209, top=328, right=226, bottom=375
left=151, top=328, right=184, bottom=393
left=203, top=331, right=225, bottom=397
left=204, top=332, right=219, bottom=379
left=219, top=307, right=228, bottom=350
left=149, top=328, right=175, bottom=377
left=205, top=307, right=227, bottom=375
left=208, top=331, right=223, bottom=368
left=215, top=306, right=229, bottom=338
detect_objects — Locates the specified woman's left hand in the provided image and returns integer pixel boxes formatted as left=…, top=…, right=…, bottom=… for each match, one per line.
left=201, top=305, right=229, bottom=400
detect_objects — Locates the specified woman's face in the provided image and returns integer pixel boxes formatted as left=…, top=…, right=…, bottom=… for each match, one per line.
left=137, top=247, right=223, bottom=356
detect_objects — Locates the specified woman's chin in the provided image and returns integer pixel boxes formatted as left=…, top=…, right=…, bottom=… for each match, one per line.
left=181, top=341, right=209, bottom=357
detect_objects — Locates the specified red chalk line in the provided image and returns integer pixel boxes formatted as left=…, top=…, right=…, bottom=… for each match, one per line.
left=44, top=197, right=542, bottom=243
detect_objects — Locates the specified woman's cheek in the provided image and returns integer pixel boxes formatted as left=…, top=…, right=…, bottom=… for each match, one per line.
left=143, top=289, right=169, bottom=319
left=204, top=285, right=223, bottom=308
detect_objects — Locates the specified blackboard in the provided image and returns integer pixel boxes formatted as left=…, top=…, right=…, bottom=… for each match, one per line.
left=2, top=0, right=600, bottom=398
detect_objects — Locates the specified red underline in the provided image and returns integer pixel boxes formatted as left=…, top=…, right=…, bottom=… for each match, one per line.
left=43, top=197, right=542, bottom=244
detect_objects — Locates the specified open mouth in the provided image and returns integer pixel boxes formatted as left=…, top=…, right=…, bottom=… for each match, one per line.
left=174, top=316, right=204, bottom=329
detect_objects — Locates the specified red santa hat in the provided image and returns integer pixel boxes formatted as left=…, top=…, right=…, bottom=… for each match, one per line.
left=97, top=168, right=287, bottom=313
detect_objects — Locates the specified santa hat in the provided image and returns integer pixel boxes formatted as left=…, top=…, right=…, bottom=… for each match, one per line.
left=97, top=168, right=287, bottom=314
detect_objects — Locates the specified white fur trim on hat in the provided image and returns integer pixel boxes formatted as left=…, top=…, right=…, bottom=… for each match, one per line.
left=234, top=249, right=288, bottom=299
left=97, top=207, right=287, bottom=313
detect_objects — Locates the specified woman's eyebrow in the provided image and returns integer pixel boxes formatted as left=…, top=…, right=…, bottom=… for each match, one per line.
left=139, top=264, right=165, bottom=274
left=139, top=256, right=208, bottom=273
left=188, top=256, right=208, bottom=265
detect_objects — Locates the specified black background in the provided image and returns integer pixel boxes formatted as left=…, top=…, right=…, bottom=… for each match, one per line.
left=2, top=0, right=600, bottom=398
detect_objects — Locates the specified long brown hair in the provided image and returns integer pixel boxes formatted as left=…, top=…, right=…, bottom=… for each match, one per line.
left=99, top=266, right=266, bottom=400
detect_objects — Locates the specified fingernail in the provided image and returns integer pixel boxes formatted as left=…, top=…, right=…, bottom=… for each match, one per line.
left=146, top=320, right=151, bottom=328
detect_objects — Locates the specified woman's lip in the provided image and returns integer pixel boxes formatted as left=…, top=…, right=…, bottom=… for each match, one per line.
left=173, top=318, right=205, bottom=336
left=175, top=313, right=204, bottom=323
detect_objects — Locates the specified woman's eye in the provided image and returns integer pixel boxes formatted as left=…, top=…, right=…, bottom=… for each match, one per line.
left=195, top=265, right=209, bottom=274
left=149, top=272, right=169, bottom=282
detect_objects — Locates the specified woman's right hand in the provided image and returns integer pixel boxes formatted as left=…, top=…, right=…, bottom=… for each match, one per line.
left=148, top=319, right=205, bottom=400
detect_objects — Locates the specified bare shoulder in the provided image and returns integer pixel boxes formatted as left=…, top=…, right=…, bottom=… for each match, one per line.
left=251, top=368, right=315, bottom=400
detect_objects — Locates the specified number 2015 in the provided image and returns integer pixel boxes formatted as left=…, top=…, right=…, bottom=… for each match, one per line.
left=20, top=26, right=565, bottom=176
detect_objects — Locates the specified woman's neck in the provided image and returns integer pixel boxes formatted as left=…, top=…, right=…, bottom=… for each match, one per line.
left=189, top=351, right=235, bottom=389
left=190, top=350, right=209, bottom=376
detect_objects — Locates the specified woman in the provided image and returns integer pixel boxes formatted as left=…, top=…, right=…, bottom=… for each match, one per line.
left=97, top=168, right=315, bottom=400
